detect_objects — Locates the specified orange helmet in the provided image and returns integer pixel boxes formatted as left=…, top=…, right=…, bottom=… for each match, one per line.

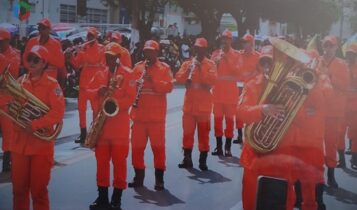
left=346, top=43, right=357, bottom=54
left=105, top=42, right=124, bottom=57
left=38, top=18, right=52, bottom=29
left=0, top=27, right=10, bottom=40
left=143, top=40, right=160, bottom=51
left=221, top=29, right=232, bottom=39
left=28, top=45, right=49, bottom=63
left=194, top=38, right=208, bottom=48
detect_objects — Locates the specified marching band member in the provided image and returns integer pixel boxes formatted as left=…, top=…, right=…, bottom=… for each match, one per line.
left=234, top=34, right=260, bottom=144
left=176, top=38, right=217, bottom=170
left=211, top=29, right=240, bottom=157
left=0, top=27, right=20, bottom=172
left=23, top=18, right=65, bottom=81
left=319, top=36, right=350, bottom=187
left=87, top=42, right=136, bottom=210
left=66, top=27, right=106, bottom=144
left=110, top=31, right=132, bottom=68
left=8, top=45, right=65, bottom=210
left=345, top=43, right=357, bottom=170
left=129, top=40, right=173, bottom=191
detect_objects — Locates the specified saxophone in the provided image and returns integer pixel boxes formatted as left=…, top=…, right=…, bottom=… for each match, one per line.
left=245, top=37, right=316, bottom=153
left=0, top=66, right=63, bottom=141
left=133, top=60, right=149, bottom=108
left=84, top=67, right=123, bottom=148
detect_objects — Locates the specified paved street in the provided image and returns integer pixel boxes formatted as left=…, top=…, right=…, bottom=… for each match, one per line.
left=1, top=87, right=357, bottom=210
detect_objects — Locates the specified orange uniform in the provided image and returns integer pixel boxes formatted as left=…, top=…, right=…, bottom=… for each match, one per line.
left=70, top=41, right=106, bottom=129
left=23, top=37, right=64, bottom=79
left=347, top=63, right=357, bottom=154
left=175, top=57, right=217, bottom=152
left=0, top=46, right=20, bottom=152
left=119, top=46, right=132, bottom=68
left=319, top=56, right=350, bottom=167
left=9, top=72, right=65, bottom=210
left=211, top=48, right=240, bottom=138
left=130, top=60, right=173, bottom=170
left=88, top=65, right=136, bottom=189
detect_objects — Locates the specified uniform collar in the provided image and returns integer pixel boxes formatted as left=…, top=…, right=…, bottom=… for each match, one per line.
left=27, top=71, right=49, bottom=85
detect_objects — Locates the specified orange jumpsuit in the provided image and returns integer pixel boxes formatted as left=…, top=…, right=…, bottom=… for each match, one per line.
left=347, top=63, right=357, bottom=154
left=9, top=72, right=65, bottom=210
left=319, top=57, right=350, bottom=167
left=130, top=60, right=173, bottom=170
left=175, top=57, right=217, bottom=152
left=237, top=74, right=298, bottom=210
left=70, top=42, right=106, bottom=129
left=0, top=46, right=20, bottom=152
left=235, top=50, right=260, bottom=130
left=88, top=65, right=136, bottom=189
left=119, top=45, right=132, bottom=68
left=23, top=36, right=64, bottom=79
left=211, top=48, right=240, bottom=138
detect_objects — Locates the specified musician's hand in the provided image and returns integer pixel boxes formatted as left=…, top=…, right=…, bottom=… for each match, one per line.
left=98, top=87, right=108, bottom=97
left=262, top=104, right=285, bottom=120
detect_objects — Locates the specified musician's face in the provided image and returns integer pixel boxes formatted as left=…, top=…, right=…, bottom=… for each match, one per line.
left=143, top=49, right=158, bottom=61
left=243, top=41, right=254, bottom=52
left=322, top=42, right=337, bottom=57
left=346, top=52, right=357, bottom=64
left=259, top=57, right=273, bottom=77
left=87, top=33, right=96, bottom=42
left=220, top=37, right=232, bottom=48
left=27, top=53, right=46, bottom=75
left=194, top=46, right=206, bottom=58
left=38, top=24, right=50, bottom=37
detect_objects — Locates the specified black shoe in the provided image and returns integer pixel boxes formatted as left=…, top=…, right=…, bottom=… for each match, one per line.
left=316, top=183, right=326, bottom=210
left=110, top=188, right=122, bottom=210
left=294, top=180, right=302, bottom=209
left=75, top=128, right=87, bottom=144
left=89, top=186, right=110, bottom=210
left=224, top=138, right=232, bottom=157
left=154, top=169, right=165, bottom=191
left=178, top=149, right=193, bottom=168
left=2, top=151, right=11, bottom=172
left=233, top=136, right=243, bottom=144
left=128, top=169, right=145, bottom=188
left=327, top=168, right=338, bottom=188
left=211, top=137, right=223, bottom=156
left=336, top=150, right=346, bottom=168
left=199, top=152, right=208, bottom=171
left=351, top=153, right=357, bottom=170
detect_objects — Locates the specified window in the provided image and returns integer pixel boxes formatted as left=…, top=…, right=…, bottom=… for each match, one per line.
left=60, top=4, right=76, bottom=23
left=86, top=8, right=107, bottom=23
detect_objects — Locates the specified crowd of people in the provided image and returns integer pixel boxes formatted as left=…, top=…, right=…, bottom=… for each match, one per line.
left=1, top=17, right=357, bottom=210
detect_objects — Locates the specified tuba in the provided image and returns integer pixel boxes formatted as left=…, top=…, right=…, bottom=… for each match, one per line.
left=0, top=66, right=63, bottom=141
left=85, top=68, right=123, bottom=148
left=245, top=37, right=317, bottom=153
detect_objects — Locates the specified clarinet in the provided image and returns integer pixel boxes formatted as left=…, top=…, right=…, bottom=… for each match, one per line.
left=133, top=60, right=149, bottom=108
left=215, top=46, right=225, bottom=66
left=187, top=57, right=199, bottom=84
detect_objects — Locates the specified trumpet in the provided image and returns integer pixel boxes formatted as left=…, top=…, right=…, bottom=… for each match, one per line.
left=0, top=66, right=63, bottom=141
left=133, top=60, right=149, bottom=108
left=64, top=39, right=97, bottom=56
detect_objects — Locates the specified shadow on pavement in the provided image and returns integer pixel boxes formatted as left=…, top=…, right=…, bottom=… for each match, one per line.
left=342, top=168, right=357, bottom=178
left=217, top=156, right=241, bottom=168
left=0, top=171, right=11, bottom=184
left=186, top=168, right=232, bottom=184
left=326, top=186, right=357, bottom=205
left=133, top=186, right=185, bottom=207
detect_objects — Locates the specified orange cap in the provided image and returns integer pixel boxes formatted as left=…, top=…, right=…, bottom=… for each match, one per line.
left=260, top=45, right=273, bottom=59
left=87, top=27, right=98, bottom=37
left=0, top=27, right=11, bottom=40
left=38, top=18, right=52, bottom=29
left=105, top=42, right=124, bottom=56
left=221, top=29, right=232, bottom=39
left=29, top=45, right=49, bottom=62
left=242, top=34, right=254, bottom=43
left=346, top=43, right=357, bottom=54
left=194, top=37, right=208, bottom=48
left=111, top=31, right=122, bottom=43
left=143, top=40, right=160, bottom=51
left=322, top=36, right=338, bottom=46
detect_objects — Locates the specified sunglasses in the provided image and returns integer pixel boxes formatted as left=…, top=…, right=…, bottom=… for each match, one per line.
left=27, top=55, right=41, bottom=65
left=38, top=25, right=48, bottom=31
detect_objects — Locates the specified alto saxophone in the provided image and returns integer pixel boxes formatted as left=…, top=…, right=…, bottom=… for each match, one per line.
left=85, top=67, right=123, bottom=148
left=133, top=60, right=149, bottom=108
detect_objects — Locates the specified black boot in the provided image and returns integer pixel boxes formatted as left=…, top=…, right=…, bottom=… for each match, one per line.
left=211, top=137, right=223, bottom=156
left=345, top=140, right=352, bottom=155
left=233, top=129, right=243, bottom=144
left=89, top=186, right=110, bottom=210
left=336, top=150, right=346, bottom=168
left=224, top=138, right=232, bottom=157
left=199, top=152, right=208, bottom=171
left=178, top=149, right=193, bottom=168
left=128, top=169, right=145, bottom=188
left=154, top=169, right=165, bottom=191
left=294, top=180, right=302, bottom=209
left=351, top=153, right=357, bottom=170
left=2, top=151, right=11, bottom=172
left=75, top=128, right=87, bottom=144
left=327, top=168, right=338, bottom=188
left=316, top=183, right=326, bottom=210
left=110, top=188, right=122, bottom=210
